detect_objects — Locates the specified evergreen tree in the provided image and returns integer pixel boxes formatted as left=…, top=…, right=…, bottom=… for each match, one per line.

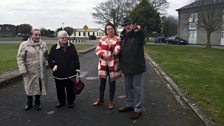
left=129, top=0, right=161, bottom=34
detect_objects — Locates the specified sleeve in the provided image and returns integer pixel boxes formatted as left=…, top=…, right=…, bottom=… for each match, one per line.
left=95, top=40, right=105, bottom=59
left=47, top=45, right=56, bottom=69
left=73, top=45, right=80, bottom=70
left=17, top=43, right=27, bottom=74
left=138, top=29, right=146, bottom=45
left=44, top=43, right=49, bottom=67
left=112, top=37, right=121, bottom=56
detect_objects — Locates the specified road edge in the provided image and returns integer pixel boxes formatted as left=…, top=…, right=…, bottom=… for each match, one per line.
left=145, top=53, right=216, bottom=126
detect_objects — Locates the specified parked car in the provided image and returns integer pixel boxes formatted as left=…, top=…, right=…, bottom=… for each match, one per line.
left=165, top=36, right=188, bottom=45
left=89, top=35, right=96, bottom=40
left=155, top=36, right=166, bottom=43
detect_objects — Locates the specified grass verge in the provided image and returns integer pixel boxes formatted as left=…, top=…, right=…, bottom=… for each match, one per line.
left=0, top=43, right=93, bottom=72
left=145, top=44, right=224, bottom=125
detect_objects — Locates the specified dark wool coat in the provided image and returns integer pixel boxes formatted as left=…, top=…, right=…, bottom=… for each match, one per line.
left=120, top=29, right=146, bottom=74
left=48, top=42, right=80, bottom=79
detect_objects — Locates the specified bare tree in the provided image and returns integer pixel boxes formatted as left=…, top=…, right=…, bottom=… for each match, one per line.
left=148, top=0, right=169, bottom=13
left=64, top=27, right=74, bottom=37
left=16, top=24, right=32, bottom=40
left=16, top=24, right=32, bottom=35
left=191, top=0, right=224, bottom=48
left=92, top=0, right=168, bottom=27
left=162, top=15, right=178, bottom=37
left=92, top=0, right=138, bottom=27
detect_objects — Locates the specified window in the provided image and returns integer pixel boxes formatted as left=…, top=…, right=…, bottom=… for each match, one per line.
left=189, top=13, right=198, bottom=30
left=189, top=30, right=197, bottom=38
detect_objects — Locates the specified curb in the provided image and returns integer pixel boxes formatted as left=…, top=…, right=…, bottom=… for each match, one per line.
left=78, top=45, right=97, bottom=54
left=0, top=45, right=96, bottom=87
left=145, top=53, right=216, bottom=126
left=0, top=69, right=23, bottom=88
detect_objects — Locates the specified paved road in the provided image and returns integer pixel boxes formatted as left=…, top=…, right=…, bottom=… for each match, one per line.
left=0, top=50, right=205, bottom=126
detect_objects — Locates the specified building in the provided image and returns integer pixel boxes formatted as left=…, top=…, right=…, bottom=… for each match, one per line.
left=176, top=1, right=224, bottom=45
left=0, top=24, right=16, bottom=37
left=72, top=28, right=104, bottom=38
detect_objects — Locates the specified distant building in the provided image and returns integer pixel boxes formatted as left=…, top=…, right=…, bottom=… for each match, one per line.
left=0, top=24, right=16, bottom=37
left=72, top=28, right=104, bottom=38
left=176, top=1, right=224, bottom=45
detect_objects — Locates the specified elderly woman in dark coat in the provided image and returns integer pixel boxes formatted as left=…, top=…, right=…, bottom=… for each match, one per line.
left=48, top=30, right=80, bottom=108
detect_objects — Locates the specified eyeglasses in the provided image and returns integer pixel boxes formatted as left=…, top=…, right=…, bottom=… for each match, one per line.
left=106, top=28, right=114, bottom=31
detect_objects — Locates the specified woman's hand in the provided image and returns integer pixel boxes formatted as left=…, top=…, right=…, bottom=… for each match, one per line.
left=53, top=65, right=58, bottom=72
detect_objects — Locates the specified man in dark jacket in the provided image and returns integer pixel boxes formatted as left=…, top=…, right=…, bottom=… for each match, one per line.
left=118, top=18, right=146, bottom=120
left=48, top=30, right=80, bottom=108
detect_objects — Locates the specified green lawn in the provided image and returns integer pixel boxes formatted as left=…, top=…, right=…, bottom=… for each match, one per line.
left=145, top=44, right=224, bottom=125
left=0, top=44, right=93, bottom=72
left=0, top=37, right=21, bottom=41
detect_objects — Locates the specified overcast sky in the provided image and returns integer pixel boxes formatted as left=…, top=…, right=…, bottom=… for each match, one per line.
left=0, top=0, right=190, bottom=30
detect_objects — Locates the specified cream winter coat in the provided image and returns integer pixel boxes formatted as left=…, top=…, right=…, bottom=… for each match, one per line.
left=17, top=38, right=48, bottom=95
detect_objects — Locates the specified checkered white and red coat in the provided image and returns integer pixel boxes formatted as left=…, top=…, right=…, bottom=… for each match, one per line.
left=95, top=35, right=121, bottom=80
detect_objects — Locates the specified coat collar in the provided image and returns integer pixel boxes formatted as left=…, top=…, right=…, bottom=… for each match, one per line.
left=56, top=41, right=71, bottom=49
left=27, top=38, right=44, bottom=47
left=120, top=29, right=134, bottom=37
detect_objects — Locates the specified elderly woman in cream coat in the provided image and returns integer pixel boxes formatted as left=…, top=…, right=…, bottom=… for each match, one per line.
left=17, top=28, right=48, bottom=111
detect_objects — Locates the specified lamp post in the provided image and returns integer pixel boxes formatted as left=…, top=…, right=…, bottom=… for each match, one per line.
left=62, top=22, right=64, bottom=30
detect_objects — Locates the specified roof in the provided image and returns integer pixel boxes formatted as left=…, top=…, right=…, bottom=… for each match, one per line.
left=74, top=28, right=104, bottom=32
left=176, top=0, right=224, bottom=11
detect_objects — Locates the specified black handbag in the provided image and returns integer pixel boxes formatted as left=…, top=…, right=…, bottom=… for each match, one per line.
left=71, top=75, right=85, bottom=95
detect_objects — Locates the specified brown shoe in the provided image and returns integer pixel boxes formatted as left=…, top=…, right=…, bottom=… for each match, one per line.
left=108, top=101, right=114, bottom=110
left=130, top=112, right=142, bottom=119
left=92, top=98, right=104, bottom=106
left=118, top=107, right=134, bottom=112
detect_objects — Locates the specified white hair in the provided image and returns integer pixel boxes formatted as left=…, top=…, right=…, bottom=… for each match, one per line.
left=31, top=28, right=40, bottom=34
left=58, top=30, right=69, bottom=38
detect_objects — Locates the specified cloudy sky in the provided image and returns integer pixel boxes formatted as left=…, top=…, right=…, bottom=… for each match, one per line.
left=0, top=0, right=190, bottom=30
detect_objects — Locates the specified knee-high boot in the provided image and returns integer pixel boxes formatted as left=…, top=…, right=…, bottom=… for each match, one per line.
left=35, top=95, right=42, bottom=111
left=25, top=96, right=33, bottom=110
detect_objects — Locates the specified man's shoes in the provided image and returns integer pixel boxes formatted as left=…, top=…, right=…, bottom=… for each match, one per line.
left=56, top=103, right=65, bottom=108
left=118, top=107, right=134, bottom=112
left=130, top=112, right=142, bottom=119
left=108, top=101, right=114, bottom=110
left=92, top=98, right=104, bottom=106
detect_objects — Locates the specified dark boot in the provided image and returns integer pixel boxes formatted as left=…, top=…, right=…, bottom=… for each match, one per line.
left=25, top=96, right=33, bottom=111
left=35, top=95, right=42, bottom=111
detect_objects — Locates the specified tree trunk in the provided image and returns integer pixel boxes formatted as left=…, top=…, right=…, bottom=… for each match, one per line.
left=206, top=31, right=211, bottom=48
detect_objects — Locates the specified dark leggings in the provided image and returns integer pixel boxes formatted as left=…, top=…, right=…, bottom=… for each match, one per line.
left=99, top=78, right=116, bottom=101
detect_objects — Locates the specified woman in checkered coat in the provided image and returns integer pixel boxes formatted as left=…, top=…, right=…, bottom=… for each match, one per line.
left=93, top=22, right=121, bottom=109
